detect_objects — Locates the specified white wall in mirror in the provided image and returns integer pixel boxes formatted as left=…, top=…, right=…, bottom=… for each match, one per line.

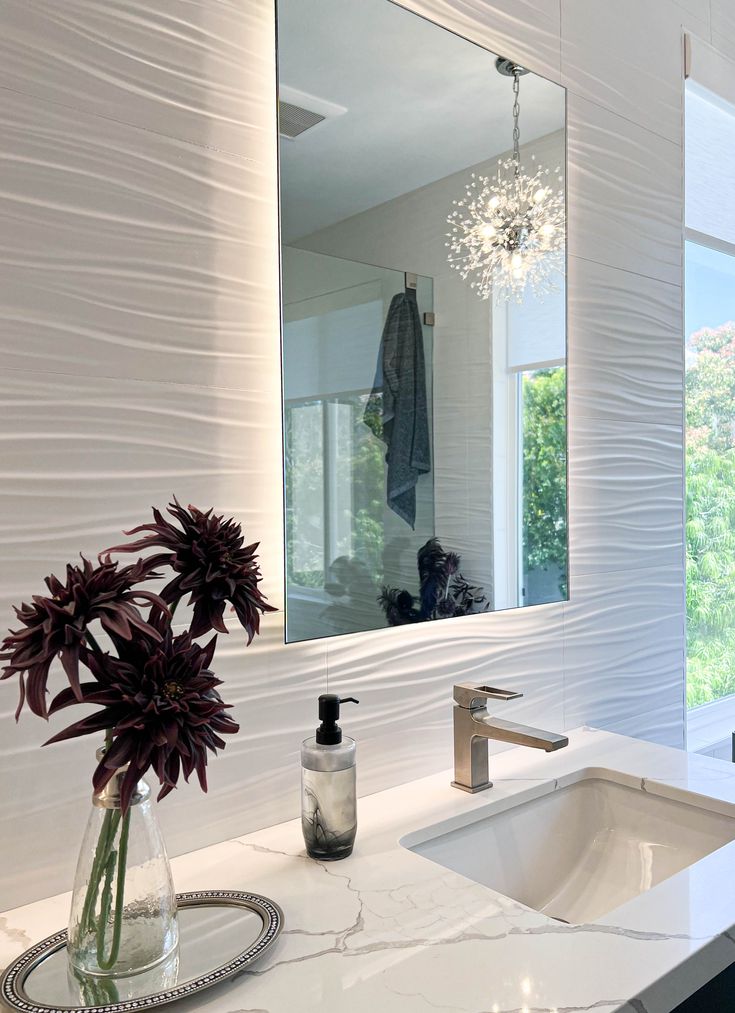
left=0, top=0, right=696, bottom=910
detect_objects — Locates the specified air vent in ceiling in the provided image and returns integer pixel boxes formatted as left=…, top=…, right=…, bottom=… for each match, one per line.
left=279, top=100, right=325, bottom=140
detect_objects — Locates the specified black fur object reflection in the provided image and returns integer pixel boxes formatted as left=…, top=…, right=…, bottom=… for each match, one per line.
left=378, top=538, right=489, bottom=626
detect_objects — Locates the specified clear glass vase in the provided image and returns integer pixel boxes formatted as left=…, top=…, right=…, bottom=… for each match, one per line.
left=67, top=753, right=179, bottom=978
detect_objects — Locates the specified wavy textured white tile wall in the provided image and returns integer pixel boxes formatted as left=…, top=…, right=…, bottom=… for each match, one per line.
left=0, top=0, right=706, bottom=909
left=568, top=418, right=683, bottom=577
left=0, top=91, right=276, bottom=390
left=674, top=0, right=712, bottom=36
left=561, top=0, right=687, bottom=143
left=711, top=0, right=735, bottom=52
left=0, top=0, right=274, bottom=154
left=0, top=371, right=277, bottom=612
left=567, top=94, right=683, bottom=285
left=562, top=567, right=685, bottom=738
left=568, top=257, right=683, bottom=426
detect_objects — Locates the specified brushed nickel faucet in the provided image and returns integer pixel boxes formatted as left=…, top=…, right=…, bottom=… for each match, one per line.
left=452, top=682, right=568, bottom=793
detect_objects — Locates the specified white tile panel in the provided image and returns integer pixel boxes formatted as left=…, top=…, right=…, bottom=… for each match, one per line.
left=568, top=417, right=684, bottom=577
left=568, top=256, right=683, bottom=426
left=0, top=0, right=276, bottom=154
left=561, top=0, right=687, bottom=143
left=567, top=94, right=683, bottom=285
left=0, top=90, right=279, bottom=390
left=563, top=567, right=685, bottom=743
left=0, top=369, right=285, bottom=616
left=711, top=0, right=735, bottom=53
left=672, top=0, right=712, bottom=40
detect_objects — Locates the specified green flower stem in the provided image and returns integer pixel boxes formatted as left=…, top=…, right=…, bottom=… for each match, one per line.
left=95, top=848, right=117, bottom=964
left=79, top=808, right=120, bottom=939
left=74, top=968, right=120, bottom=1006
left=96, top=808, right=131, bottom=971
left=77, top=631, right=131, bottom=971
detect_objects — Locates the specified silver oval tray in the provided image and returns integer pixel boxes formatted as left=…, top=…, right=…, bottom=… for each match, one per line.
left=1, top=889, right=283, bottom=1013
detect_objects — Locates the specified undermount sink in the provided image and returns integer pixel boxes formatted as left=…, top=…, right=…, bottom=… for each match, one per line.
left=401, top=767, right=735, bottom=924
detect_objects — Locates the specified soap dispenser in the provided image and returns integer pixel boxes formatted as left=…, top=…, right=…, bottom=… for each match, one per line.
left=301, top=694, right=359, bottom=861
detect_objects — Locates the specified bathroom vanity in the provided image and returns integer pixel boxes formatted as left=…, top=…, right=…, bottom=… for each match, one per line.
left=4, top=727, right=735, bottom=1013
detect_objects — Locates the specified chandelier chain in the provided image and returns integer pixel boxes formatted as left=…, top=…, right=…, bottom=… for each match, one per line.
left=512, top=69, right=521, bottom=178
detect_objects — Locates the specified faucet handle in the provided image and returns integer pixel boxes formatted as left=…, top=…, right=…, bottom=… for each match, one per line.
left=453, top=682, right=523, bottom=710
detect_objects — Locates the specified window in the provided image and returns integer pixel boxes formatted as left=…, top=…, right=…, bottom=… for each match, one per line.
left=685, top=240, right=735, bottom=708
left=685, top=72, right=735, bottom=713
left=520, top=366, right=568, bottom=606
left=285, top=391, right=384, bottom=593
left=492, top=284, right=567, bottom=609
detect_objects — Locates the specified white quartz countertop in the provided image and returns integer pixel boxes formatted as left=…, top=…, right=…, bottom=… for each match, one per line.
left=5, top=727, right=735, bottom=1013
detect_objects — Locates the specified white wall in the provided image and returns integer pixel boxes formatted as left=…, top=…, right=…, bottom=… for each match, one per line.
left=0, top=0, right=705, bottom=909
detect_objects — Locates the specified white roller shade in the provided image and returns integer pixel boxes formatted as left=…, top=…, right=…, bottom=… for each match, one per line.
left=686, top=35, right=735, bottom=248
left=506, top=283, right=566, bottom=371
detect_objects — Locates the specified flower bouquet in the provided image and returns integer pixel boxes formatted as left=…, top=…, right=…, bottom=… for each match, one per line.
left=1, top=499, right=275, bottom=978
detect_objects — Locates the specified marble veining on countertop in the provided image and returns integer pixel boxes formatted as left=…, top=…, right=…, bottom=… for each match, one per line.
left=5, top=727, right=735, bottom=1013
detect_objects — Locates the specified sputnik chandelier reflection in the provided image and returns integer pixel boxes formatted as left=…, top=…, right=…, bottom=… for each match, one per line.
left=446, top=58, right=565, bottom=302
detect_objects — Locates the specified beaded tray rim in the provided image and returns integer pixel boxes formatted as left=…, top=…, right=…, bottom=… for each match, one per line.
left=0, top=889, right=283, bottom=1013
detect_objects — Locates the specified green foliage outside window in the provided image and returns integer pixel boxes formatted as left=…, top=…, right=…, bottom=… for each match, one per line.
left=686, top=322, right=735, bottom=708
left=349, top=396, right=385, bottom=584
left=522, top=367, right=568, bottom=602
left=285, top=394, right=385, bottom=590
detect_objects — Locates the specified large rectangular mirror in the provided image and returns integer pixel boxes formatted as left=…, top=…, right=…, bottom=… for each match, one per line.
left=277, top=0, right=567, bottom=643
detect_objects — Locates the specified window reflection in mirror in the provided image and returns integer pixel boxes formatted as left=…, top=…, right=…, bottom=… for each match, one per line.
left=277, top=0, right=568, bottom=642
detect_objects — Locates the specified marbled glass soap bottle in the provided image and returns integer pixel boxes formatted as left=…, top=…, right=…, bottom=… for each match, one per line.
left=301, top=694, right=359, bottom=861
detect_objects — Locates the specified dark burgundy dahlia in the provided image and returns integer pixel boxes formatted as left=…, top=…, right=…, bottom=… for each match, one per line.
left=0, top=556, right=165, bottom=720
left=45, top=619, right=239, bottom=813
left=106, top=499, right=276, bottom=641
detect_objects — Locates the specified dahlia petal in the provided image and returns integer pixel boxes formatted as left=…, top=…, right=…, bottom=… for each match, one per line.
left=119, top=762, right=143, bottom=814
left=59, top=645, right=84, bottom=702
left=48, top=682, right=102, bottom=714
left=44, top=708, right=117, bottom=745
left=26, top=662, right=53, bottom=718
left=13, top=673, right=26, bottom=722
left=189, top=600, right=220, bottom=638
left=156, top=781, right=176, bottom=802
left=195, top=759, right=208, bottom=793
left=102, top=734, right=136, bottom=772
left=200, top=634, right=217, bottom=670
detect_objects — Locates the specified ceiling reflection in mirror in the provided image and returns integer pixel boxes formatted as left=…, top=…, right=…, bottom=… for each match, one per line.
left=277, top=0, right=567, bottom=643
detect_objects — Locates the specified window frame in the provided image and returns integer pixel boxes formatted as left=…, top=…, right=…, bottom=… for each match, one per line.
left=284, top=386, right=376, bottom=599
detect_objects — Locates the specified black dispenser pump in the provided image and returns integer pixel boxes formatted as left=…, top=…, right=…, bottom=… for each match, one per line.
left=316, top=694, right=359, bottom=745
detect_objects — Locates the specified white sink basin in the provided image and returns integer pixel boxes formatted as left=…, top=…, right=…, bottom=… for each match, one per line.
left=402, top=767, right=735, bottom=924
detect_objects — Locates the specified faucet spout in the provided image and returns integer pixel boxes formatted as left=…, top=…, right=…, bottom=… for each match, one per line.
left=472, top=714, right=568, bottom=753
left=451, top=683, right=568, bottom=793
